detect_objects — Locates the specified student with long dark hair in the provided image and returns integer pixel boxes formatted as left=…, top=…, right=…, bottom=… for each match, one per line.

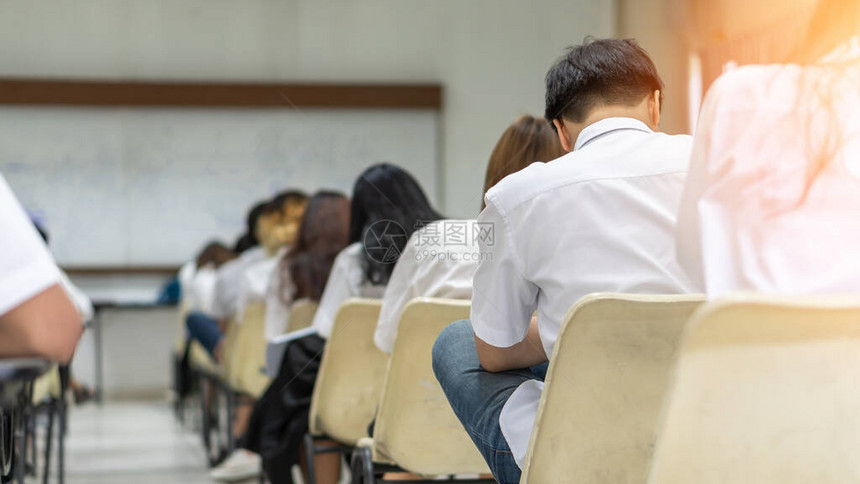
left=236, top=164, right=440, bottom=484
left=211, top=191, right=348, bottom=481
left=677, top=0, right=860, bottom=296
left=233, top=200, right=268, bottom=254
left=374, top=115, right=565, bottom=354
left=261, top=191, right=351, bottom=340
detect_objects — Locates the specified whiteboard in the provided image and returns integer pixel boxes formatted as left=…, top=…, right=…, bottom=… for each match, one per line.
left=0, top=107, right=439, bottom=266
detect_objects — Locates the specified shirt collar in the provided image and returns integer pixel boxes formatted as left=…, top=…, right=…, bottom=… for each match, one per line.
left=573, top=117, right=653, bottom=151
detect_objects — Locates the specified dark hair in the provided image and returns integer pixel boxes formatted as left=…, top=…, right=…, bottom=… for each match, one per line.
left=349, top=163, right=442, bottom=285
left=279, top=191, right=351, bottom=302
left=233, top=200, right=268, bottom=253
left=544, top=38, right=663, bottom=129
left=482, top=115, right=566, bottom=210
left=195, top=241, right=235, bottom=269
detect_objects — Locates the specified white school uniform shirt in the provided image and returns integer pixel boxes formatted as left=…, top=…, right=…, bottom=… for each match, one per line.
left=188, top=265, right=218, bottom=315
left=57, top=270, right=93, bottom=323
left=375, top=219, right=480, bottom=354
left=310, top=242, right=385, bottom=339
left=263, top=249, right=296, bottom=340
left=178, top=261, right=196, bottom=301
left=0, top=173, right=61, bottom=317
left=472, top=117, right=699, bottom=467
left=678, top=62, right=860, bottom=296
left=211, top=246, right=266, bottom=320
left=234, top=248, right=283, bottom=324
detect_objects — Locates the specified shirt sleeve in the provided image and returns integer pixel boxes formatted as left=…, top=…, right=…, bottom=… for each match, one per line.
left=57, top=270, right=93, bottom=323
left=375, top=231, right=421, bottom=353
left=311, top=243, right=362, bottom=339
left=470, top=200, right=539, bottom=348
left=0, top=174, right=61, bottom=317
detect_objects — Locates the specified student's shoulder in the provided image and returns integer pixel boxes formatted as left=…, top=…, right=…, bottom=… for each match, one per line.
left=705, top=64, right=807, bottom=114
left=485, top=133, right=692, bottom=216
left=483, top=158, right=563, bottom=214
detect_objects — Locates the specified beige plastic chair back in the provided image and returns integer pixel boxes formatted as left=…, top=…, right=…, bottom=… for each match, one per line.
left=649, top=295, right=860, bottom=484
left=309, top=298, right=386, bottom=446
left=520, top=293, right=705, bottom=484
left=286, top=299, right=318, bottom=333
left=372, top=297, right=489, bottom=475
left=228, top=301, right=270, bottom=397
left=31, top=365, right=61, bottom=404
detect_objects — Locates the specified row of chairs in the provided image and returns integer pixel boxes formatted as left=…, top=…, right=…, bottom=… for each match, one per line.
left=172, top=298, right=318, bottom=466
left=310, top=293, right=860, bottom=483
left=0, top=359, right=58, bottom=484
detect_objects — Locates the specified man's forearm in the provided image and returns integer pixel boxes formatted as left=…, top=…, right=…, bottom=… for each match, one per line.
left=475, top=316, right=547, bottom=372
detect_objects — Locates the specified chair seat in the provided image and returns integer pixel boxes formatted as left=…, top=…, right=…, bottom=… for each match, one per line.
left=0, top=359, right=51, bottom=409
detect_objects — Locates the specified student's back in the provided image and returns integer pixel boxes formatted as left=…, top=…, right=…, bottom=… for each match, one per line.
left=479, top=118, right=696, bottom=356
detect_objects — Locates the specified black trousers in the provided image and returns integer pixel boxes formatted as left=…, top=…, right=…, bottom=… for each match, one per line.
left=243, top=334, right=326, bottom=483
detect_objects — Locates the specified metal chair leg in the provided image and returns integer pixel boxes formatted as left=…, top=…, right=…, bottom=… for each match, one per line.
left=58, top=365, right=69, bottom=484
left=303, top=433, right=317, bottom=484
left=349, top=446, right=374, bottom=484
left=224, top=387, right=236, bottom=456
left=57, top=398, right=65, bottom=484
left=199, top=376, right=214, bottom=465
left=42, top=402, right=54, bottom=484
left=15, top=403, right=25, bottom=484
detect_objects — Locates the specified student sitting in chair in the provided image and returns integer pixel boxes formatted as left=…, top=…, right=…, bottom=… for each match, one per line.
left=32, top=219, right=96, bottom=403
left=240, top=164, right=440, bottom=484
left=233, top=200, right=268, bottom=255
left=185, top=192, right=306, bottom=362
left=677, top=0, right=860, bottom=297
left=374, top=115, right=565, bottom=354
left=0, top=172, right=82, bottom=362
left=432, top=38, right=699, bottom=483
left=211, top=190, right=346, bottom=482
left=263, top=191, right=351, bottom=341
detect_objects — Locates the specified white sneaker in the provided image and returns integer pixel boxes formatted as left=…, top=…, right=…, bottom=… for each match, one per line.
left=209, top=449, right=262, bottom=482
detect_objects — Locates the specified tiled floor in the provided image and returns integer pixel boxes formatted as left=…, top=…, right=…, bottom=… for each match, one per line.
left=53, top=400, right=221, bottom=484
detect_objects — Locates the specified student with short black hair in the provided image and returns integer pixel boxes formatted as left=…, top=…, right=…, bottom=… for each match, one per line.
left=432, top=38, right=698, bottom=483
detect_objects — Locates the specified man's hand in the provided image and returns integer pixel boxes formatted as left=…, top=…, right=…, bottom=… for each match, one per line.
left=475, top=314, right=547, bottom=372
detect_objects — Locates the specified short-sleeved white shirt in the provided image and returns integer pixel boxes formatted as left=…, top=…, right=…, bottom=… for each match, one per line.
left=210, top=246, right=266, bottom=320
left=472, top=117, right=699, bottom=467
left=311, top=242, right=385, bottom=339
left=375, top=219, right=479, bottom=354
left=234, top=249, right=282, bottom=324
left=0, top=173, right=61, bottom=317
left=677, top=63, right=860, bottom=296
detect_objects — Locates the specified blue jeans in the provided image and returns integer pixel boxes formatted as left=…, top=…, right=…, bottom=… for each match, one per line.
left=432, top=320, right=545, bottom=484
left=185, top=311, right=223, bottom=357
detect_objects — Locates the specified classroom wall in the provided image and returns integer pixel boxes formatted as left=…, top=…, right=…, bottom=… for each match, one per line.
left=0, top=0, right=614, bottom=219
left=616, top=0, right=691, bottom=135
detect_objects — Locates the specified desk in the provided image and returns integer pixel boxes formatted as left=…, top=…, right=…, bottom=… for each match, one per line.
left=90, top=301, right=176, bottom=403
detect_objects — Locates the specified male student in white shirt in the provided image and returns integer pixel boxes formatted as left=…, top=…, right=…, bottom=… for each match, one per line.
left=0, top=173, right=82, bottom=362
left=432, top=38, right=698, bottom=483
